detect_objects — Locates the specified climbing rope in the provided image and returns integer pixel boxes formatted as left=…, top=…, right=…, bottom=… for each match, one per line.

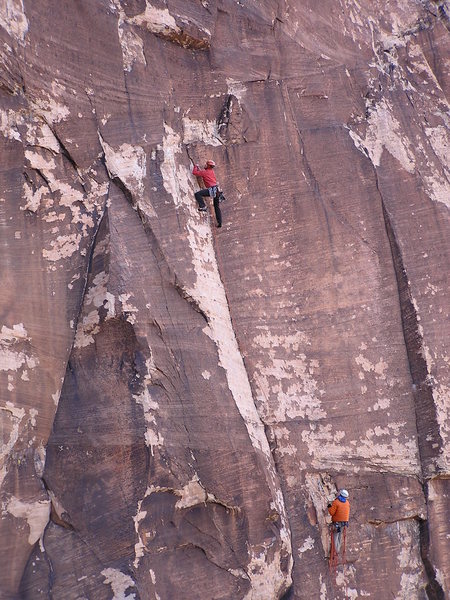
left=329, top=523, right=348, bottom=600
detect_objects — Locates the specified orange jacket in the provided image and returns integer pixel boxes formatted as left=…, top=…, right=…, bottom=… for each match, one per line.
left=328, top=498, right=350, bottom=522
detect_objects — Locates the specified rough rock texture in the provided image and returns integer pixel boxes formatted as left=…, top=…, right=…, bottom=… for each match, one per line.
left=1, top=1, right=449, bottom=598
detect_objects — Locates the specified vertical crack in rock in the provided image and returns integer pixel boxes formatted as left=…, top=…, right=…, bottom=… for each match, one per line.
left=373, top=167, right=446, bottom=598
left=158, top=124, right=293, bottom=596
left=418, top=500, right=446, bottom=600
left=374, top=170, right=444, bottom=478
left=69, top=200, right=109, bottom=357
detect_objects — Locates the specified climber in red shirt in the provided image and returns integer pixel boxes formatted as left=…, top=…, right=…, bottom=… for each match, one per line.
left=193, top=160, right=222, bottom=228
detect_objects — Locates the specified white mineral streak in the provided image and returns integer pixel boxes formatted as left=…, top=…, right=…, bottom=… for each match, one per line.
left=42, top=233, right=82, bottom=261
left=424, top=125, right=450, bottom=170
left=423, top=176, right=450, bottom=210
left=226, top=78, right=247, bottom=102
left=31, top=93, right=70, bottom=125
left=301, top=420, right=418, bottom=475
left=24, top=120, right=60, bottom=153
left=118, top=293, right=138, bottom=324
left=127, top=1, right=210, bottom=43
left=0, top=322, right=38, bottom=373
left=298, top=536, right=315, bottom=554
left=6, top=497, right=50, bottom=544
left=22, top=181, right=49, bottom=213
left=349, top=99, right=415, bottom=173
left=243, top=547, right=289, bottom=600
left=24, top=146, right=106, bottom=240
left=101, top=568, right=136, bottom=600
left=182, top=117, right=223, bottom=146
left=0, top=108, right=24, bottom=141
left=175, top=475, right=207, bottom=509
left=408, top=42, right=444, bottom=93
left=0, top=0, right=28, bottom=42
left=133, top=387, right=163, bottom=454
left=133, top=499, right=147, bottom=568
left=99, top=135, right=153, bottom=215
left=111, top=1, right=146, bottom=72
left=432, top=381, right=450, bottom=471
left=130, top=5, right=178, bottom=34
left=252, top=330, right=325, bottom=422
left=160, top=124, right=292, bottom=596
left=0, top=403, right=25, bottom=486
left=74, top=272, right=116, bottom=348
left=394, top=521, right=422, bottom=599
left=120, top=27, right=146, bottom=71
left=1, top=323, right=28, bottom=341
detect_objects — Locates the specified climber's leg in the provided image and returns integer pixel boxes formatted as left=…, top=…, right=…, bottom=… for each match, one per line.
left=213, top=196, right=222, bottom=227
left=195, top=189, right=209, bottom=211
left=334, top=523, right=343, bottom=553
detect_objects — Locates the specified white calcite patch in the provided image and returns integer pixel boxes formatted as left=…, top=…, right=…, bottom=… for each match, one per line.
left=226, top=78, right=247, bottom=102
left=0, top=322, right=38, bottom=373
left=133, top=499, right=147, bottom=568
left=394, top=521, right=423, bottom=599
left=24, top=145, right=107, bottom=241
left=0, top=402, right=25, bottom=485
left=25, top=121, right=60, bottom=153
left=118, top=293, right=138, bottom=324
left=130, top=5, right=177, bottom=33
left=253, top=330, right=325, bottom=423
left=182, top=117, right=223, bottom=147
left=133, top=387, right=163, bottom=454
left=99, top=135, right=153, bottom=215
left=22, top=180, right=50, bottom=213
left=301, top=419, right=419, bottom=476
left=0, top=0, right=28, bottom=43
left=0, top=108, right=24, bottom=141
left=31, top=93, right=70, bottom=125
left=42, top=233, right=82, bottom=262
left=424, top=125, right=450, bottom=170
left=120, top=27, right=146, bottom=71
left=349, top=99, right=415, bottom=173
left=74, top=271, right=116, bottom=348
left=101, top=568, right=136, bottom=600
left=6, top=497, right=50, bottom=544
left=175, top=476, right=207, bottom=509
left=243, top=546, right=289, bottom=600
left=298, top=536, right=315, bottom=554
left=355, top=353, right=388, bottom=379
left=111, top=2, right=146, bottom=72
left=432, top=382, right=450, bottom=471
left=423, top=175, right=450, bottom=210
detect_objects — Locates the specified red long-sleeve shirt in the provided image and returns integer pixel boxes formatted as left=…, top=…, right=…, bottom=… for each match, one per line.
left=193, top=165, right=217, bottom=188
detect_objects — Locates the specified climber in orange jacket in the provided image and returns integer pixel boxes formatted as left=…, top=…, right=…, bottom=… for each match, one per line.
left=328, top=489, right=350, bottom=553
left=193, top=160, right=222, bottom=228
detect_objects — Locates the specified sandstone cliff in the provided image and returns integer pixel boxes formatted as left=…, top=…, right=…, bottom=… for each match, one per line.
left=0, top=1, right=449, bottom=599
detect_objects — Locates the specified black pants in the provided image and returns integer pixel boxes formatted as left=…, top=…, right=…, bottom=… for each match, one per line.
left=195, top=189, right=222, bottom=226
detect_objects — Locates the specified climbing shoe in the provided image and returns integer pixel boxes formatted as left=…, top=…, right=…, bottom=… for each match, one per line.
left=198, top=207, right=207, bottom=212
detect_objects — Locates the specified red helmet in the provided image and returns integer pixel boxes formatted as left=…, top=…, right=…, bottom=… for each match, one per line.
left=206, top=160, right=216, bottom=167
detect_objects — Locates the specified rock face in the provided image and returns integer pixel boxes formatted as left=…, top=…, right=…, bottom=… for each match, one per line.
left=0, top=1, right=449, bottom=598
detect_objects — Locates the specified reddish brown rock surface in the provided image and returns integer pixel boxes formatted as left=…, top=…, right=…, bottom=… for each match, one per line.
left=1, top=1, right=449, bottom=599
